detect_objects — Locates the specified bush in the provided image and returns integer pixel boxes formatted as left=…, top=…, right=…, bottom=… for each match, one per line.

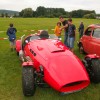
left=83, top=13, right=96, bottom=19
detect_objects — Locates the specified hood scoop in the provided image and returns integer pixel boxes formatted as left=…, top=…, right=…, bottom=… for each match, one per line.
left=51, top=49, right=65, bottom=53
left=49, top=46, right=65, bottom=53
left=47, top=42, right=65, bottom=53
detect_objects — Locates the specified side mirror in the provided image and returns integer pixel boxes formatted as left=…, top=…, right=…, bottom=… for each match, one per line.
left=25, top=40, right=28, bottom=43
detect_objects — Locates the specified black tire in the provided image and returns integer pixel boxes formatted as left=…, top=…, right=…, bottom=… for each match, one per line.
left=91, top=59, right=100, bottom=83
left=22, top=67, right=36, bottom=96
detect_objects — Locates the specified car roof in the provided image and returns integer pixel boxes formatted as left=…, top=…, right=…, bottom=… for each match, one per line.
left=88, top=24, right=100, bottom=28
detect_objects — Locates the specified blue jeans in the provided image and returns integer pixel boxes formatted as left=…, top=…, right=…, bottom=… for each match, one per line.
left=64, top=32, right=68, bottom=47
left=68, top=36, right=75, bottom=49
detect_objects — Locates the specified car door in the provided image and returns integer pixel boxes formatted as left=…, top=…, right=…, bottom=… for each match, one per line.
left=81, top=27, right=93, bottom=53
left=90, top=28, right=100, bottom=56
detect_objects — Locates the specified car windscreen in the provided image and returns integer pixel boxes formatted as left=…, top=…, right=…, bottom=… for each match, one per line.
left=30, top=35, right=40, bottom=41
left=85, top=28, right=92, bottom=36
left=30, top=34, right=58, bottom=41
left=92, top=28, right=100, bottom=38
left=22, top=34, right=58, bottom=48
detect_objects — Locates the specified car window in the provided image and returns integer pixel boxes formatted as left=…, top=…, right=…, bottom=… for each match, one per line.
left=85, top=28, right=92, bottom=36
left=92, top=28, right=100, bottom=38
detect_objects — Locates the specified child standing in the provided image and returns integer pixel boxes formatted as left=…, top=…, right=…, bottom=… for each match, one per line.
left=54, top=22, right=62, bottom=40
left=7, top=23, right=17, bottom=51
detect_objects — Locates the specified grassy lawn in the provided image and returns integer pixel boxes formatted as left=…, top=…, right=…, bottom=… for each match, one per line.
left=0, top=18, right=100, bottom=100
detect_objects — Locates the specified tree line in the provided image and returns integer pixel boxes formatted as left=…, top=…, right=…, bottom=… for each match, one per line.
left=19, top=6, right=96, bottom=19
left=0, top=6, right=98, bottom=18
left=0, top=13, right=17, bottom=17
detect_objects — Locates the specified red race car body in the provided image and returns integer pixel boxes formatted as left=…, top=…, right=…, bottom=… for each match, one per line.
left=16, top=31, right=90, bottom=96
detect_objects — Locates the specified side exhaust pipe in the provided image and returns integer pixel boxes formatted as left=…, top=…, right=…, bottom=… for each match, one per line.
left=19, top=50, right=25, bottom=62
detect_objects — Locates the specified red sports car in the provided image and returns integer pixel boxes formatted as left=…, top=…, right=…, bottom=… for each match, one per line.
left=78, top=24, right=100, bottom=55
left=16, top=30, right=100, bottom=96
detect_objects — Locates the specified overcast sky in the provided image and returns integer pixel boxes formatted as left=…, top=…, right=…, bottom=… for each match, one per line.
left=0, top=0, right=100, bottom=13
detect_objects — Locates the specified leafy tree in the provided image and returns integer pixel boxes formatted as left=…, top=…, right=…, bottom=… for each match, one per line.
left=70, top=9, right=96, bottom=18
left=90, top=13, right=96, bottom=19
left=33, top=11, right=37, bottom=17
left=1, top=13, right=4, bottom=17
left=14, top=13, right=17, bottom=17
left=36, top=6, right=46, bottom=17
left=5, top=13, right=8, bottom=17
left=19, top=10, right=24, bottom=17
left=23, top=8, right=33, bottom=17
left=19, top=8, right=33, bottom=17
left=96, top=14, right=100, bottom=17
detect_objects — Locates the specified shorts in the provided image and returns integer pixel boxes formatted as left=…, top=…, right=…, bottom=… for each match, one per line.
left=10, top=40, right=16, bottom=46
left=68, top=36, right=75, bottom=49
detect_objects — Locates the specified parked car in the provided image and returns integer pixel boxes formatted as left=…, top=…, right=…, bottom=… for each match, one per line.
left=16, top=30, right=100, bottom=96
left=78, top=24, right=100, bottom=55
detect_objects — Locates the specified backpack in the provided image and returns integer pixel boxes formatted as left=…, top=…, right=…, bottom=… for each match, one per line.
left=7, top=28, right=16, bottom=41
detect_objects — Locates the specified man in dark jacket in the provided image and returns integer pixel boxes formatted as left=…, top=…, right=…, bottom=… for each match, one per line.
left=7, top=23, right=17, bottom=51
left=79, top=22, right=84, bottom=38
left=59, top=16, right=68, bottom=47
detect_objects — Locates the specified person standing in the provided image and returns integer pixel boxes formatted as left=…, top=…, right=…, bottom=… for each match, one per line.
left=67, top=18, right=76, bottom=52
left=7, top=23, right=17, bottom=51
left=54, top=22, right=62, bottom=40
left=79, top=22, right=84, bottom=38
left=59, top=16, right=68, bottom=46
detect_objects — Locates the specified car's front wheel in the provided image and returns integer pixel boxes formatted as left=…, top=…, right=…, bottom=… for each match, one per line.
left=22, top=67, right=36, bottom=96
left=91, top=59, right=100, bottom=83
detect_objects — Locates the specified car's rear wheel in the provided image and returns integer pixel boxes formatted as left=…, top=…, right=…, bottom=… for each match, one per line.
left=91, top=59, right=100, bottom=83
left=22, top=67, right=36, bottom=96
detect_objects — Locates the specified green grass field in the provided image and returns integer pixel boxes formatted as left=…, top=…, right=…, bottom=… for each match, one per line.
left=0, top=18, right=100, bottom=100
